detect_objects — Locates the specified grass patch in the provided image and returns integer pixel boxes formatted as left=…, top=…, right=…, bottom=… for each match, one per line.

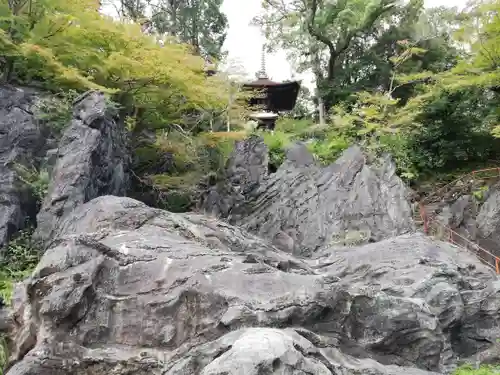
left=453, top=365, right=500, bottom=374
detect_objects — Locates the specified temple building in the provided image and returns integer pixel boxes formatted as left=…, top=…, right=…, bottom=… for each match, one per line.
left=242, top=47, right=301, bottom=131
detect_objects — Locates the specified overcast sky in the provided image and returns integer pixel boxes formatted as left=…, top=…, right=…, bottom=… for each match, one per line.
left=221, top=0, right=466, bottom=88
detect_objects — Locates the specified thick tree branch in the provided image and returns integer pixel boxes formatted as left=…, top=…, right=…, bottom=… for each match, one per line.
left=307, top=0, right=396, bottom=81
left=307, top=0, right=336, bottom=78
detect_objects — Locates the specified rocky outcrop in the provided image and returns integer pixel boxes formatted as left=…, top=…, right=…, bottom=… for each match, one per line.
left=428, top=178, right=500, bottom=263
left=5, top=195, right=500, bottom=374
left=2, top=95, right=499, bottom=375
left=199, top=134, right=269, bottom=220
left=0, top=85, right=47, bottom=249
left=200, top=137, right=414, bottom=256
left=476, top=184, right=500, bottom=250
left=34, top=91, right=129, bottom=247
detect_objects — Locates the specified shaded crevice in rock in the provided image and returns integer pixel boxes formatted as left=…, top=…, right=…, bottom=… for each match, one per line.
left=0, top=85, right=49, bottom=249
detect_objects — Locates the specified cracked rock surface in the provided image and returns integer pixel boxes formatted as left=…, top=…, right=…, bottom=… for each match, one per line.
left=6, top=195, right=500, bottom=374
left=34, top=90, right=129, bottom=247
left=0, top=85, right=46, bottom=249
left=199, top=136, right=415, bottom=256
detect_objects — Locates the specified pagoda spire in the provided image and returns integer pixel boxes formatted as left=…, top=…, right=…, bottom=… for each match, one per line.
left=256, top=44, right=268, bottom=79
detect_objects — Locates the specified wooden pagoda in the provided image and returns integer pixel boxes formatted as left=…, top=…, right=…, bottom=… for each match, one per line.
left=242, top=47, right=301, bottom=130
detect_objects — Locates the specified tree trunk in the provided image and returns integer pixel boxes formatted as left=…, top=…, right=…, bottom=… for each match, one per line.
left=310, top=42, right=325, bottom=126
left=318, top=96, right=325, bottom=125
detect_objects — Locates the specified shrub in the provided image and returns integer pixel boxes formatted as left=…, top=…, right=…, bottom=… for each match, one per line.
left=14, top=164, right=49, bottom=205
left=453, top=365, right=500, bottom=375
left=307, top=136, right=350, bottom=165
left=261, top=130, right=292, bottom=170
left=132, top=130, right=249, bottom=212
left=34, top=90, right=78, bottom=137
left=0, top=228, right=39, bottom=306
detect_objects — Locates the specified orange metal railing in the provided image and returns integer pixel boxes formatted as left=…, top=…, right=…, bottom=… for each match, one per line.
left=417, top=167, right=500, bottom=273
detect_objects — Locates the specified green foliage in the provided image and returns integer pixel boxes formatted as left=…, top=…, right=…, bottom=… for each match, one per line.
left=260, top=131, right=292, bottom=170
left=118, top=0, right=228, bottom=60
left=0, top=0, right=230, bottom=132
left=319, top=92, right=419, bottom=179
left=14, top=164, right=49, bottom=204
left=453, top=365, right=500, bottom=375
left=405, top=87, right=500, bottom=173
left=307, top=136, right=351, bottom=165
left=0, top=228, right=38, bottom=373
left=472, top=185, right=490, bottom=202
left=35, top=90, right=77, bottom=137
left=150, top=0, right=228, bottom=60
left=281, top=0, right=500, bottom=182
left=276, top=117, right=315, bottom=136
left=252, top=0, right=493, bottom=183
left=255, top=0, right=462, bottom=108
left=133, top=130, right=248, bottom=212
left=0, top=228, right=39, bottom=306
left=124, top=115, right=137, bottom=133
left=0, top=0, right=250, bottom=217
left=149, top=172, right=201, bottom=212
left=199, top=131, right=248, bottom=170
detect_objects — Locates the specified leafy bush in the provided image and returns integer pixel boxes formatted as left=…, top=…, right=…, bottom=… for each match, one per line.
left=14, top=164, right=49, bottom=205
left=34, top=90, right=78, bottom=137
left=261, top=131, right=292, bottom=170
left=453, top=365, right=500, bottom=375
left=276, top=118, right=315, bottom=135
left=406, top=87, right=500, bottom=174
left=198, top=131, right=248, bottom=172
left=131, top=130, right=249, bottom=212
left=307, top=136, right=350, bottom=165
left=0, top=228, right=39, bottom=306
left=0, top=0, right=229, bottom=132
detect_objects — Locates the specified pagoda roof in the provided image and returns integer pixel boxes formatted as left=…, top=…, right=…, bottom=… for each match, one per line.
left=243, top=78, right=301, bottom=88
left=242, top=78, right=302, bottom=112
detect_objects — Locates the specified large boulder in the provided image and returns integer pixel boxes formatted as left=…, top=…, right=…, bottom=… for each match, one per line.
left=34, top=91, right=129, bottom=247
left=200, top=137, right=414, bottom=256
left=427, top=180, right=500, bottom=263
left=199, top=134, right=269, bottom=220
left=5, top=196, right=500, bottom=374
left=0, top=85, right=47, bottom=249
left=476, top=183, right=500, bottom=251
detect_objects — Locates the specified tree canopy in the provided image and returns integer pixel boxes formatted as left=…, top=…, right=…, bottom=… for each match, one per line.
left=1, top=0, right=500, bottom=205
left=115, top=0, right=228, bottom=60
left=254, top=0, right=500, bottom=183
left=0, top=0, right=233, bottom=128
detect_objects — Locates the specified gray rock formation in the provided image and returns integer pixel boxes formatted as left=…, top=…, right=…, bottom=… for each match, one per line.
left=476, top=184, right=500, bottom=250
left=0, top=85, right=47, bottom=249
left=199, top=134, right=269, bottom=220
left=429, top=180, right=500, bottom=263
left=5, top=196, right=500, bottom=374
left=200, top=137, right=414, bottom=256
left=34, top=91, right=129, bottom=247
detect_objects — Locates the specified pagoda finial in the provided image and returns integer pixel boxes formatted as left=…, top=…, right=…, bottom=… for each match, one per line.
left=256, top=44, right=268, bottom=79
